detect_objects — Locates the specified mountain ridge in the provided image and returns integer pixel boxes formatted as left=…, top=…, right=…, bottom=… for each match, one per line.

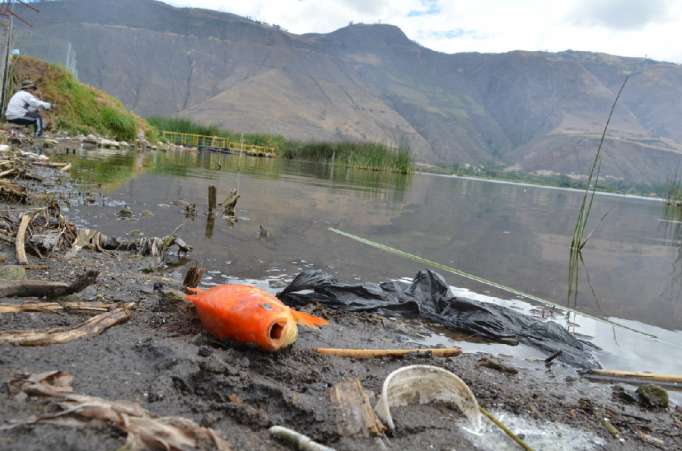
left=15, top=0, right=682, bottom=183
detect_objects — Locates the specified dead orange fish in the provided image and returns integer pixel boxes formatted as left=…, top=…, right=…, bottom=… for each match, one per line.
left=185, top=284, right=328, bottom=351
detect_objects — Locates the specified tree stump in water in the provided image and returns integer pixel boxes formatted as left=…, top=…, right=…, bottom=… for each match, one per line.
left=208, top=185, right=217, bottom=216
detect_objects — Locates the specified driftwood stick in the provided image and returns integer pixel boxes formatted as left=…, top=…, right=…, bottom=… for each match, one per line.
left=0, top=302, right=114, bottom=314
left=269, top=426, right=335, bottom=451
left=330, top=379, right=385, bottom=437
left=585, top=369, right=682, bottom=384
left=15, top=213, right=30, bottom=265
left=315, top=347, right=462, bottom=359
left=0, top=305, right=132, bottom=346
left=60, top=163, right=72, bottom=172
left=0, top=270, right=99, bottom=298
left=480, top=407, right=534, bottom=451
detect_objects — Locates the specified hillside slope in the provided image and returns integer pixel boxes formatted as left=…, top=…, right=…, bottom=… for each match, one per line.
left=10, top=56, right=150, bottom=141
left=15, top=0, right=682, bottom=183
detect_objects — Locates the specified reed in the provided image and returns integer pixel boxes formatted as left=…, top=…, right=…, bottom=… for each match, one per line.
left=568, top=75, right=630, bottom=308
left=148, top=116, right=414, bottom=173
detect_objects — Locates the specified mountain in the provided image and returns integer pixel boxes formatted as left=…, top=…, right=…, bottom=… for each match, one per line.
left=15, top=0, right=682, bottom=183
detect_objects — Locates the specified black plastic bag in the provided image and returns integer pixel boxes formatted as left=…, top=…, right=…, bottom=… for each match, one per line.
left=279, top=269, right=600, bottom=369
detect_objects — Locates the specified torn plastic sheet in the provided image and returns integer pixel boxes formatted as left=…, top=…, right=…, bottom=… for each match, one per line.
left=278, top=269, right=600, bottom=369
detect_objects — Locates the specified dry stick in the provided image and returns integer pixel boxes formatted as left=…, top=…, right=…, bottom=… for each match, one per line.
left=315, top=347, right=462, bottom=359
left=0, top=270, right=99, bottom=298
left=0, top=305, right=132, bottom=346
left=0, top=302, right=114, bottom=314
left=586, top=369, right=682, bottom=384
left=59, top=163, right=72, bottom=172
left=480, top=407, right=534, bottom=451
left=15, top=213, right=30, bottom=265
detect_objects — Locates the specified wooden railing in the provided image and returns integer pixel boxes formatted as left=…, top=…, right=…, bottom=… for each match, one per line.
left=160, top=131, right=276, bottom=155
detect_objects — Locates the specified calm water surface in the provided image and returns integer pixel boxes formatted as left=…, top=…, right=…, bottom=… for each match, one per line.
left=57, top=149, right=682, bottom=375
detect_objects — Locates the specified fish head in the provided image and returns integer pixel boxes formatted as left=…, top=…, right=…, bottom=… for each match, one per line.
left=261, top=310, right=298, bottom=351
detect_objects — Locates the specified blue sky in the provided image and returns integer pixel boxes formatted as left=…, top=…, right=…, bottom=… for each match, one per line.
left=160, top=0, right=682, bottom=63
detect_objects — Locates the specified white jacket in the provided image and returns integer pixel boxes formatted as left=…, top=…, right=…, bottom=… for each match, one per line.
left=5, top=90, right=51, bottom=119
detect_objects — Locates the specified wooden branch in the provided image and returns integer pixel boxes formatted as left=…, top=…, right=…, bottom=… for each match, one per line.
left=0, top=305, right=132, bottom=346
left=15, top=214, right=30, bottom=265
left=0, top=270, right=99, bottom=298
left=585, top=369, right=682, bottom=384
left=0, top=302, right=114, bottom=314
left=59, top=163, right=72, bottom=172
left=315, top=347, right=462, bottom=359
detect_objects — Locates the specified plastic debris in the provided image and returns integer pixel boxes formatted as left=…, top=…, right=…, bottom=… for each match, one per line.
left=374, top=365, right=482, bottom=432
left=279, top=269, right=600, bottom=369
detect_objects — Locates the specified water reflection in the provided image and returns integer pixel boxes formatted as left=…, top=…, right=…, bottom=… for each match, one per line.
left=59, top=148, right=682, bottom=336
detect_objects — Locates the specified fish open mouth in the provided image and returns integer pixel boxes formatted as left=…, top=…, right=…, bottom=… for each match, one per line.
left=269, top=321, right=286, bottom=340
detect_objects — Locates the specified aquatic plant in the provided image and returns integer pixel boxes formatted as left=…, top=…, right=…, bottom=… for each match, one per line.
left=148, top=116, right=414, bottom=174
left=568, top=75, right=630, bottom=308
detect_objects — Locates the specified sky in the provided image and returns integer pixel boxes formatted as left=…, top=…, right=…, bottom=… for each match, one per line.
left=160, top=0, right=682, bottom=63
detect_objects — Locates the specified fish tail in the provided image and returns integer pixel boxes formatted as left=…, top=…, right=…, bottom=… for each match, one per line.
left=291, top=309, right=328, bottom=329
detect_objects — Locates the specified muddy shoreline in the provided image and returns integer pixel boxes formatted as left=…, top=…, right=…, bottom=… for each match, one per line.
left=1, top=144, right=681, bottom=450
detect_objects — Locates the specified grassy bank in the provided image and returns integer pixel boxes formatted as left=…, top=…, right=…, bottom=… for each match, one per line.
left=10, top=56, right=153, bottom=141
left=148, top=116, right=413, bottom=174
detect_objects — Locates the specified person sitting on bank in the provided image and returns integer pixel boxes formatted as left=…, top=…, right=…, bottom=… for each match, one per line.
left=5, top=80, right=52, bottom=137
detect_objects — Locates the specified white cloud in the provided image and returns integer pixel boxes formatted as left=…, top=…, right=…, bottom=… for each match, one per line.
left=160, top=0, right=682, bottom=62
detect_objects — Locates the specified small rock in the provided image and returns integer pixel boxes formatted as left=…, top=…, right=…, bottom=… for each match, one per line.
left=0, top=253, right=7, bottom=264
left=141, top=210, right=154, bottom=218
left=198, top=346, right=213, bottom=357
left=118, top=206, right=133, bottom=218
left=612, top=385, right=638, bottom=404
left=637, top=384, right=668, bottom=409
left=0, top=265, right=26, bottom=280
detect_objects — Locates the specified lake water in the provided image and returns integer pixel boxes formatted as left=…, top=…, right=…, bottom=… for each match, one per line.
left=57, top=148, right=682, bottom=376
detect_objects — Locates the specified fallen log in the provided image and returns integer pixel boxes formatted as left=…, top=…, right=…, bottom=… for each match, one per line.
left=585, top=369, right=682, bottom=384
left=0, top=270, right=98, bottom=298
left=0, top=304, right=132, bottom=346
left=15, top=213, right=30, bottom=265
left=315, top=347, right=462, bottom=359
left=0, top=302, right=114, bottom=314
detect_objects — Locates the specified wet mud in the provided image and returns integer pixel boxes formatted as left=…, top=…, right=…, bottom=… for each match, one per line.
left=1, top=151, right=681, bottom=451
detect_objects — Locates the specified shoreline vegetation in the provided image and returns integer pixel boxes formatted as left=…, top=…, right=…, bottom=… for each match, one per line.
left=148, top=116, right=414, bottom=174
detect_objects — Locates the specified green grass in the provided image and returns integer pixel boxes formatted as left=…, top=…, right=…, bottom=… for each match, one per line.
left=148, top=116, right=414, bottom=174
left=11, top=56, right=147, bottom=141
